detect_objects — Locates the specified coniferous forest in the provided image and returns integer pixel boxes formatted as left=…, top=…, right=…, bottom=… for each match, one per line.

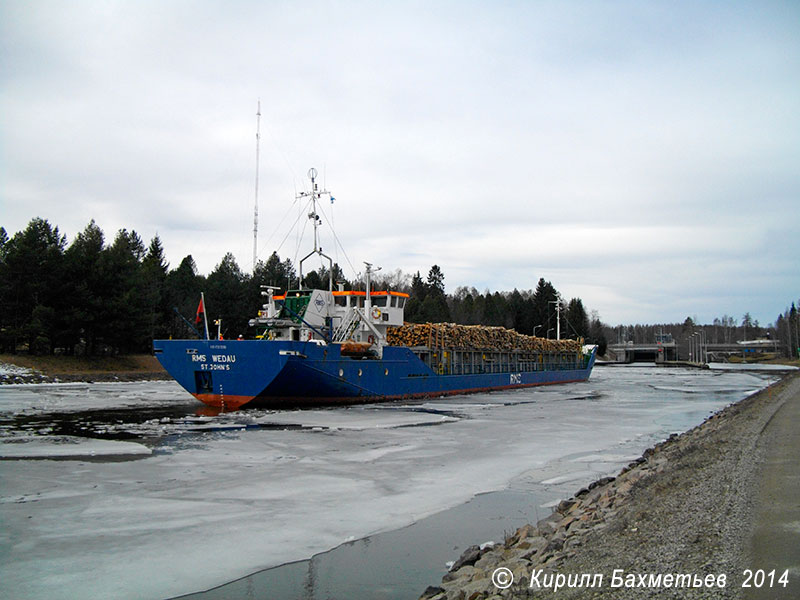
left=0, top=218, right=605, bottom=355
left=1, top=218, right=798, bottom=359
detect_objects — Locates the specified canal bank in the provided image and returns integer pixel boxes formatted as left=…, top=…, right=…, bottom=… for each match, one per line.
left=0, top=354, right=169, bottom=384
left=421, top=371, right=800, bottom=599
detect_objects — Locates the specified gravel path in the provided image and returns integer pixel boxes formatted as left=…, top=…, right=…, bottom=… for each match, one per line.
left=421, top=372, right=800, bottom=600
left=745, top=373, right=800, bottom=600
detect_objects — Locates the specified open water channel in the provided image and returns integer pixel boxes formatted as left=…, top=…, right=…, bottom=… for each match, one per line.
left=0, top=365, right=782, bottom=599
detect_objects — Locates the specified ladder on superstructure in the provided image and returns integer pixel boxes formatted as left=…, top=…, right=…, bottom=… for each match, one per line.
left=332, top=308, right=362, bottom=342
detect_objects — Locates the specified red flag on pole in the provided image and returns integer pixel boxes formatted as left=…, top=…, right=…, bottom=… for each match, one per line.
left=195, top=297, right=205, bottom=324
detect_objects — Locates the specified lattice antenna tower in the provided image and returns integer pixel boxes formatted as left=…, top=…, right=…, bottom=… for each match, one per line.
left=253, top=100, right=261, bottom=272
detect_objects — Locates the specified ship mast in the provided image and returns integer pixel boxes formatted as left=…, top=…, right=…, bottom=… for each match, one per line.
left=252, top=100, right=261, bottom=272
left=297, top=168, right=334, bottom=291
left=550, top=296, right=563, bottom=340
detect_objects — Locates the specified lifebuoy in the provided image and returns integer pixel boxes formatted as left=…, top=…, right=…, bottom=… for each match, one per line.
left=368, top=335, right=375, bottom=345
left=306, top=330, right=313, bottom=341
left=371, top=307, right=381, bottom=320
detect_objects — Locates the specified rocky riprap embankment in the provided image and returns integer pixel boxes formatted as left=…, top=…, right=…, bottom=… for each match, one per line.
left=421, top=373, right=796, bottom=600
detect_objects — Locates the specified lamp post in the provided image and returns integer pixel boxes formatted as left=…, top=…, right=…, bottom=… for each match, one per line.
left=533, top=325, right=542, bottom=337
left=696, top=331, right=703, bottom=364
left=694, top=331, right=704, bottom=365
left=549, top=297, right=562, bottom=340
left=699, top=330, right=707, bottom=364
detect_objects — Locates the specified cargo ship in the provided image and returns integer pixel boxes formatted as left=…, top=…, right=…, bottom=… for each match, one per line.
left=153, top=169, right=596, bottom=410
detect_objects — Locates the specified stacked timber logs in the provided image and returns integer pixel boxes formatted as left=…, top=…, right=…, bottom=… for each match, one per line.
left=386, top=322, right=582, bottom=353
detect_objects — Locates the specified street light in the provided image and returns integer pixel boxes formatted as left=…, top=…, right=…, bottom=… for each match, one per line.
left=695, top=332, right=701, bottom=364
left=700, top=331, right=707, bottom=364
left=533, top=325, right=542, bottom=337
left=692, top=332, right=702, bottom=365
left=699, top=330, right=707, bottom=364
left=697, top=331, right=703, bottom=364
left=549, top=297, right=563, bottom=340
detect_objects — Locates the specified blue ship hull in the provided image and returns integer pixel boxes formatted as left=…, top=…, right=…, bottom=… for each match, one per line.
left=153, top=339, right=597, bottom=410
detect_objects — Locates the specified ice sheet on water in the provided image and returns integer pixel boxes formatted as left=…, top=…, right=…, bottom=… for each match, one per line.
left=0, top=367, right=781, bottom=600
left=649, top=384, right=757, bottom=394
left=0, top=380, right=195, bottom=417
left=252, top=407, right=459, bottom=430
left=570, top=453, right=648, bottom=463
left=539, top=470, right=600, bottom=486
left=708, top=362, right=798, bottom=372
left=0, top=435, right=151, bottom=458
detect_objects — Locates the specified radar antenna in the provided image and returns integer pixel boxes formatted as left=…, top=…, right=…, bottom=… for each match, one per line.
left=297, top=168, right=334, bottom=291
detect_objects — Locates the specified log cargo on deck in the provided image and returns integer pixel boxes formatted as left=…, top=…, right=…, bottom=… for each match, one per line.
left=387, top=322, right=586, bottom=377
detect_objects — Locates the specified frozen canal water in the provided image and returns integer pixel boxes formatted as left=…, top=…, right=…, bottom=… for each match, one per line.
left=0, top=366, right=778, bottom=599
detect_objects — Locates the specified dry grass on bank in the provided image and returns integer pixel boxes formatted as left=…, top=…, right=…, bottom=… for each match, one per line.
left=0, top=354, right=165, bottom=376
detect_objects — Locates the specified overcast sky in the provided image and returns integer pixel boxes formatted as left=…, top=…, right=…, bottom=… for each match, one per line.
left=2, top=0, right=798, bottom=326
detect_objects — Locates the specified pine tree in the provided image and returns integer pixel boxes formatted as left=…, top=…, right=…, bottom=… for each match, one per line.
left=165, top=255, right=204, bottom=338
left=141, top=235, right=170, bottom=342
left=255, top=251, right=296, bottom=292
left=404, top=271, right=427, bottom=322
left=62, top=220, right=106, bottom=354
left=0, top=227, right=8, bottom=257
left=420, top=265, right=449, bottom=322
left=532, top=278, right=558, bottom=337
left=206, top=253, right=248, bottom=338
left=0, top=218, right=66, bottom=353
left=101, top=229, right=148, bottom=353
left=426, top=265, right=445, bottom=296
left=565, top=298, right=590, bottom=339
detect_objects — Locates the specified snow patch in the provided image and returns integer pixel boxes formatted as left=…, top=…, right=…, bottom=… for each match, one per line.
left=0, top=361, right=38, bottom=377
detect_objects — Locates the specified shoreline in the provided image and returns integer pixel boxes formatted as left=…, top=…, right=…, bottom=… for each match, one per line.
left=0, top=354, right=170, bottom=385
left=421, top=371, right=799, bottom=599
